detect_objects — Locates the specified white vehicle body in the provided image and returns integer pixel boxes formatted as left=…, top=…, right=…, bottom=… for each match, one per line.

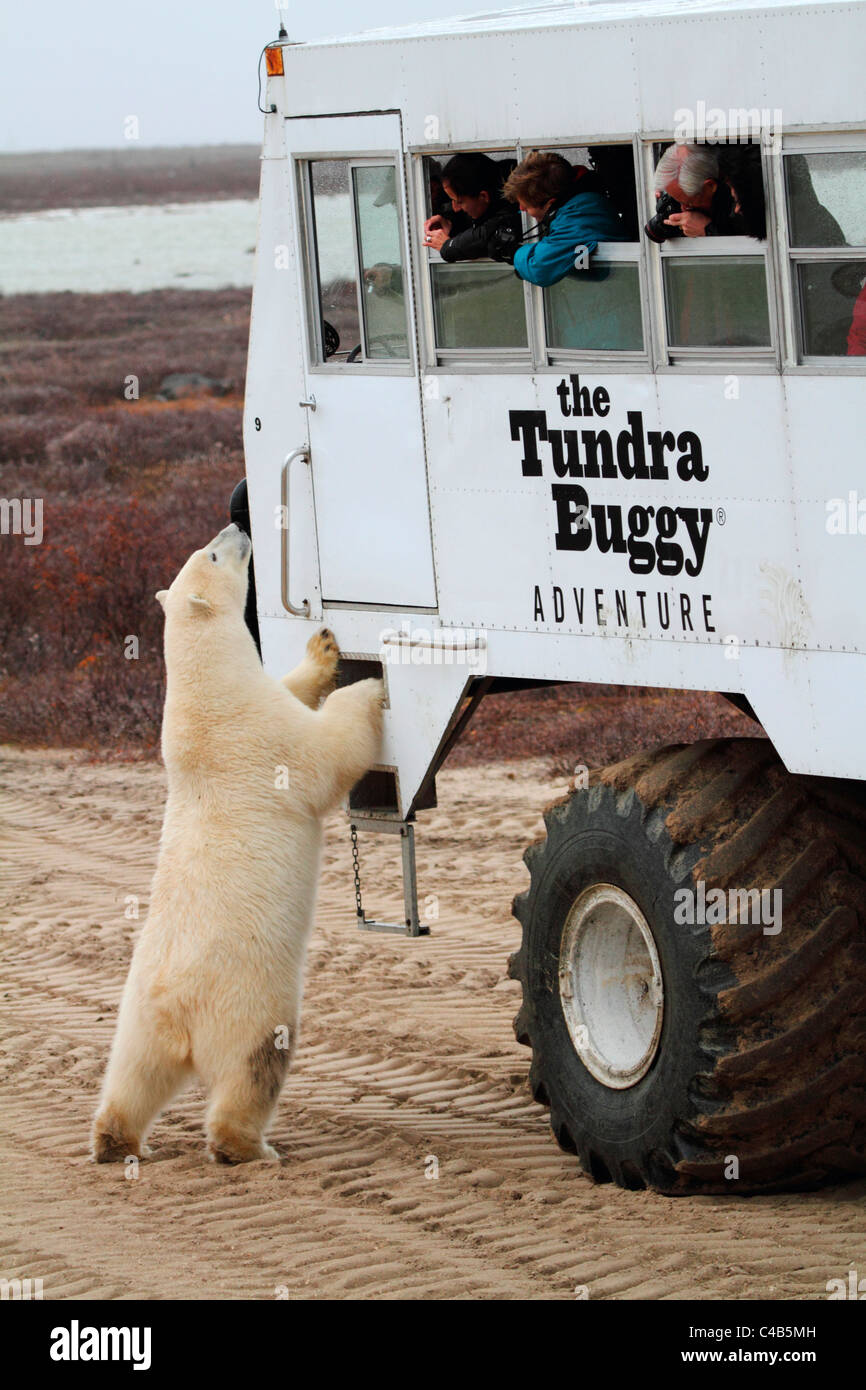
left=243, top=0, right=866, bottom=820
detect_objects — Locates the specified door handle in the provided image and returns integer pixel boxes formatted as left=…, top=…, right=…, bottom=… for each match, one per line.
left=299, top=395, right=317, bottom=411
left=281, top=445, right=311, bottom=617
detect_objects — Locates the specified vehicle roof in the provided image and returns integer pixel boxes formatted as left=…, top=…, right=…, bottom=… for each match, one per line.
left=302, top=0, right=862, bottom=47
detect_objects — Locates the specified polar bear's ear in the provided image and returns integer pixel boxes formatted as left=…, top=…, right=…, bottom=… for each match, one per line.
left=155, top=590, right=169, bottom=610
left=187, top=593, right=213, bottom=615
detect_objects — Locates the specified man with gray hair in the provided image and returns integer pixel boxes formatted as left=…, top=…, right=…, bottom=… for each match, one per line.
left=648, top=143, right=740, bottom=239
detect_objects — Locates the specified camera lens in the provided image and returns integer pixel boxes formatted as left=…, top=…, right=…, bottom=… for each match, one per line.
left=644, top=192, right=683, bottom=243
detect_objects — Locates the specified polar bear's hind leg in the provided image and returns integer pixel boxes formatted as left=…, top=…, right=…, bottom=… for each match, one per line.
left=92, top=1040, right=190, bottom=1163
left=204, top=1034, right=292, bottom=1164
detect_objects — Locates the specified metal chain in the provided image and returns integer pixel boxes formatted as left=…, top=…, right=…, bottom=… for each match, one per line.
left=350, top=822, right=364, bottom=920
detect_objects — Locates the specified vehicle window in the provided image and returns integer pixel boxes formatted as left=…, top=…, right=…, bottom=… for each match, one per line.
left=420, top=151, right=528, bottom=354
left=352, top=165, right=410, bottom=360
left=786, top=152, right=866, bottom=247
left=795, top=260, right=866, bottom=357
left=431, top=262, right=528, bottom=349
left=664, top=258, right=771, bottom=348
left=547, top=143, right=640, bottom=240
left=423, top=156, right=452, bottom=222
left=309, top=161, right=362, bottom=362
left=651, top=140, right=772, bottom=358
left=545, top=263, right=643, bottom=351
left=538, top=143, right=644, bottom=356
left=307, top=159, right=410, bottom=364
left=784, top=152, right=866, bottom=358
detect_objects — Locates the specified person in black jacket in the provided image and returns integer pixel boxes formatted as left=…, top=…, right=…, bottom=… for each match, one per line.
left=423, top=153, right=521, bottom=261
left=717, top=143, right=767, bottom=240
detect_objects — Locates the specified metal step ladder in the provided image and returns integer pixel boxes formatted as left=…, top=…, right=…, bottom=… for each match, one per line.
left=350, top=818, right=430, bottom=937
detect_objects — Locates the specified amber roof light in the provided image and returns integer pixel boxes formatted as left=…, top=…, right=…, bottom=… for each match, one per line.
left=265, top=46, right=284, bottom=76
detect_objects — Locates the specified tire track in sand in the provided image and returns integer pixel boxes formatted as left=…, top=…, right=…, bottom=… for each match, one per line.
left=2, top=747, right=865, bottom=1300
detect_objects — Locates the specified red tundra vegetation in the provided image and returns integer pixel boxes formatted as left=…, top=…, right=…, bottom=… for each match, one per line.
left=0, top=288, right=759, bottom=764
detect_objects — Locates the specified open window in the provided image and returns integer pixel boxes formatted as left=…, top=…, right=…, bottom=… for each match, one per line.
left=420, top=150, right=529, bottom=358
left=418, top=142, right=647, bottom=364
left=306, top=158, right=411, bottom=366
left=650, top=141, right=774, bottom=362
left=784, top=149, right=866, bottom=360
left=539, top=143, right=645, bottom=359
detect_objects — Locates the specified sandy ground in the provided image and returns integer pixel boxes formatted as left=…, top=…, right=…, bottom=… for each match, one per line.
left=1, top=746, right=864, bottom=1302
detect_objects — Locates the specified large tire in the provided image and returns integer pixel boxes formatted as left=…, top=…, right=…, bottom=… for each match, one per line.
left=509, top=738, right=866, bottom=1194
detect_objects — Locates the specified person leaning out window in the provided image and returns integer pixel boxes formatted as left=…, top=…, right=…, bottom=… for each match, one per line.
left=648, top=143, right=766, bottom=241
left=423, top=152, right=521, bottom=261
left=501, top=151, right=629, bottom=287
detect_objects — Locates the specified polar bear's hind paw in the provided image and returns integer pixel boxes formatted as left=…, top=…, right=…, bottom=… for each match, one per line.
left=206, top=1130, right=281, bottom=1164
left=91, top=1114, right=142, bottom=1164
left=204, top=1036, right=290, bottom=1164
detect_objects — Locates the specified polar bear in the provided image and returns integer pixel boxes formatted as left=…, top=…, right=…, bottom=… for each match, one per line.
left=91, top=522, right=384, bottom=1164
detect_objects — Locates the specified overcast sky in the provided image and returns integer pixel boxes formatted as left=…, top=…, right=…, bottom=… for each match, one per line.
left=0, top=0, right=479, bottom=152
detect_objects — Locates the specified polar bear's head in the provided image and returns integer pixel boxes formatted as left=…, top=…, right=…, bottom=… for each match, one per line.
left=156, top=523, right=251, bottom=623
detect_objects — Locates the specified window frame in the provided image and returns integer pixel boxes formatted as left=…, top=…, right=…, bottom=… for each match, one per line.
left=412, top=145, right=535, bottom=370
left=532, top=135, right=649, bottom=369
left=405, top=127, right=866, bottom=376
left=642, top=137, right=781, bottom=371
left=427, top=249, right=534, bottom=358
left=412, top=137, right=652, bottom=372
left=298, top=154, right=416, bottom=376
left=542, top=240, right=648, bottom=366
left=778, top=133, right=866, bottom=370
left=658, top=237, right=778, bottom=362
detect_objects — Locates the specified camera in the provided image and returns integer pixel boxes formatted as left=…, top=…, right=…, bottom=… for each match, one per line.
left=644, top=191, right=684, bottom=243
left=488, top=219, right=523, bottom=263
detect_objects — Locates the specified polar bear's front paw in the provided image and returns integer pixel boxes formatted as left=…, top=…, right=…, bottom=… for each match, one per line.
left=303, top=627, right=340, bottom=702
left=306, top=626, right=340, bottom=673
left=282, top=628, right=342, bottom=707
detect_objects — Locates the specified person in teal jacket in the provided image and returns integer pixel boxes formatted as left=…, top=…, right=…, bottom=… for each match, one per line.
left=502, top=151, right=629, bottom=286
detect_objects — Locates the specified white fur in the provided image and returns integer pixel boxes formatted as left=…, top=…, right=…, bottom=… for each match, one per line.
left=91, top=524, right=383, bottom=1163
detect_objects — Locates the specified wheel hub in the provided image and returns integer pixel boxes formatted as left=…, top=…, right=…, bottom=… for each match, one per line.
left=558, top=884, right=664, bottom=1089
